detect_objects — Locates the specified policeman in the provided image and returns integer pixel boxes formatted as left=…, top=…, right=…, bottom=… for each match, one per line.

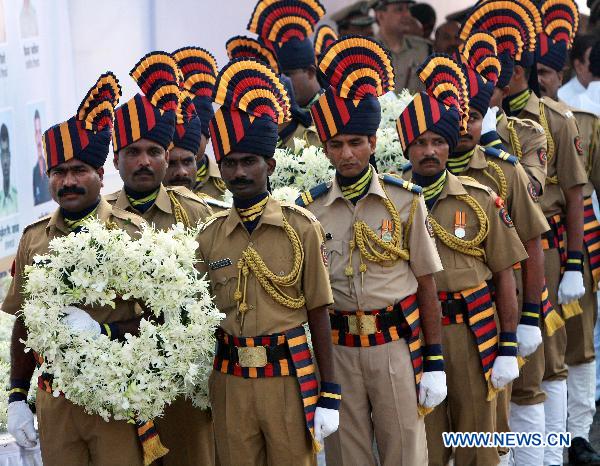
left=399, top=56, right=528, bottom=466
left=535, top=1, right=600, bottom=461
left=198, top=58, right=339, bottom=466
left=298, top=36, right=446, bottom=466
left=106, top=52, right=215, bottom=466
left=4, top=74, right=147, bottom=466
left=248, top=0, right=325, bottom=148
left=374, top=0, right=431, bottom=93
left=330, top=0, right=376, bottom=37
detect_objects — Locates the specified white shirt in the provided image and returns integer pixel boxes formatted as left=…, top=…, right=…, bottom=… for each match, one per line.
left=558, top=76, right=587, bottom=108
left=576, top=81, right=600, bottom=115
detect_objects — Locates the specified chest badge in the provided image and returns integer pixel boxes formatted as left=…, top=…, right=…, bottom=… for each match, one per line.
left=209, top=258, right=233, bottom=270
left=454, top=210, right=466, bottom=239
left=381, top=219, right=393, bottom=242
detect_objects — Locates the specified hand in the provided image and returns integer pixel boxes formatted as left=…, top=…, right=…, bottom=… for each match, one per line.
left=491, top=355, right=519, bottom=389
left=558, top=271, right=585, bottom=304
left=314, top=407, right=339, bottom=442
left=8, top=401, right=37, bottom=448
left=419, top=371, right=447, bottom=408
left=481, top=106, right=499, bottom=134
left=516, top=323, right=542, bottom=357
left=61, top=306, right=101, bottom=336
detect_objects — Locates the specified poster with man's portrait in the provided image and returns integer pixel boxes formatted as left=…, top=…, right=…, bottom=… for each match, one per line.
left=28, top=101, right=51, bottom=205
left=0, top=108, right=17, bottom=216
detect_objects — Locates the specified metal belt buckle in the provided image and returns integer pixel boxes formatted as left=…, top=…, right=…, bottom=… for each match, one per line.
left=347, top=315, right=377, bottom=335
left=237, top=346, right=268, bottom=368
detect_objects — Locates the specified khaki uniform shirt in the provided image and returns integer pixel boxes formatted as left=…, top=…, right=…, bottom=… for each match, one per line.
left=105, top=184, right=212, bottom=231
left=450, top=145, right=549, bottom=243
left=375, top=34, right=430, bottom=93
left=304, top=169, right=443, bottom=311
left=516, top=93, right=587, bottom=217
left=196, top=197, right=333, bottom=337
left=426, top=173, right=528, bottom=292
left=195, top=156, right=229, bottom=207
left=569, top=106, right=600, bottom=197
left=3, top=199, right=144, bottom=324
left=280, top=123, right=321, bottom=150
left=497, top=112, right=548, bottom=190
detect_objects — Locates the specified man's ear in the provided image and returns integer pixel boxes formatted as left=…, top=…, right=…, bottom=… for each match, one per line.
left=164, top=149, right=170, bottom=163
left=368, top=134, right=377, bottom=153
left=501, top=85, right=510, bottom=99
left=96, top=167, right=105, bottom=181
left=113, top=152, right=119, bottom=170
left=266, top=156, right=276, bottom=176
left=307, top=65, right=317, bottom=79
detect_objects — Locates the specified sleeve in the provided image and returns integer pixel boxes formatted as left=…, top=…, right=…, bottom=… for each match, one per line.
left=408, top=195, right=443, bottom=277
left=556, top=114, right=588, bottom=191
left=507, top=164, right=550, bottom=242
left=588, top=119, right=600, bottom=194
left=482, top=192, right=529, bottom=273
left=2, top=234, right=29, bottom=316
left=518, top=122, right=548, bottom=191
left=301, top=220, right=334, bottom=311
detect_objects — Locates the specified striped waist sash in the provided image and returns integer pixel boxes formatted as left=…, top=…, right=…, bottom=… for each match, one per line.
left=542, top=214, right=566, bottom=270
left=583, top=196, right=600, bottom=290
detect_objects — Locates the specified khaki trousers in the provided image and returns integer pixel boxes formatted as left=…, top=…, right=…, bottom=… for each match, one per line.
left=36, top=388, right=143, bottom=466
left=154, top=397, right=215, bottom=466
left=325, top=339, right=427, bottom=466
left=209, top=370, right=314, bottom=466
left=425, top=324, right=498, bottom=466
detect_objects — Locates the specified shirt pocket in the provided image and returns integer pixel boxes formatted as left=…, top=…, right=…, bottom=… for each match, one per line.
left=451, top=223, right=481, bottom=269
left=209, top=266, right=239, bottom=313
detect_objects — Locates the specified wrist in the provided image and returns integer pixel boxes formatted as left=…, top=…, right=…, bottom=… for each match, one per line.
left=8, top=378, right=30, bottom=403
left=318, top=381, right=341, bottom=410
left=100, top=322, right=119, bottom=340
left=520, top=302, right=541, bottom=327
left=423, top=343, right=444, bottom=372
left=498, top=332, right=518, bottom=357
left=565, top=250, right=583, bottom=273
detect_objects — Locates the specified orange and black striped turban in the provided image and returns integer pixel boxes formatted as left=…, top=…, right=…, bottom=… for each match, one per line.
left=43, top=72, right=121, bottom=171
left=113, top=51, right=180, bottom=153
left=313, top=25, right=338, bottom=61
left=209, top=58, right=290, bottom=162
left=226, top=36, right=280, bottom=75
left=535, top=0, right=579, bottom=71
left=310, top=36, right=394, bottom=142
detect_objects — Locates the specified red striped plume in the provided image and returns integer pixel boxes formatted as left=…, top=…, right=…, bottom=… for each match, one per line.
left=172, top=47, right=218, bottom=99
left=226, top=35, right=280, bottom=74
left=314, top=25, right=338, bottom=57
left=418, top=54, right=469, bottom=133
left=318, top=36, right=394, bottom=99
left=213, top=58, right=290, bottom=124
left=247, top=0, right=325, bottom=43
left=461, top=31, right=501, bottom=85
left=176, top=90, right=197, bottom=125
left=541, top=0, right=579, bottom=48
left=130, top=51, right=180, bottom=112
left=77, top=72, right=122, bottom=131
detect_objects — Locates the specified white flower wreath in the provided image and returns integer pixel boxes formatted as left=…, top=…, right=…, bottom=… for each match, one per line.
left=375, top=89, right=414, bottom=173
left=21, top=219, right=223, bottom=422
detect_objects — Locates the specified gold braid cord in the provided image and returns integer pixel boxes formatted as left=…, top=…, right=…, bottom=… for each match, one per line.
left=506, top=119, right=523, bottom=160
left=234, top=216, right=306, bottom=323
left=539, top=102, right=558, bottom=185
left=428, top=194, right=489, bottom=259
left=212, top=178, right=227, bottom=194
left=167, top=191, right=191, bottom=228
left=484, top=161, right=508, bottom=200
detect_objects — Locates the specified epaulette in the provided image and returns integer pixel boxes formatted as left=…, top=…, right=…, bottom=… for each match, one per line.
left=483, top=146, right=518, bottom=166
left=540, top=97, right=575, bottom=120
left=22, top=214, right=52, bottom=234
left=110, top=207, right=145, bottom=228
left=401, top=162, right=412, bottom=174
left=202, top=196, right=231, bottom=210
left=507, top=116, right=545, bottom=135
left=166, top=185, right=207, bottom=203
left=103, top=191, right=119, bottom=202
left=281, top=202, right=319, bottom=223
left=457, top=176, right=494, bottom=195
left=295, top=182, right=331, bottom=207
left=198, top=210, right=229, bottom=233
left=380, top=173, right=423, bottom=195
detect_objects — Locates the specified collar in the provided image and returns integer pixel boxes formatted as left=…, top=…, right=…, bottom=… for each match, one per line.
left=48, top=197, right=113, bottom=234
left=223, top=195, right=284, bottom=237
left=496, top=111, right=510, bottom=140
left=207, top=155, right=221, bottom=178
left=436, top=171, right=468, bottom=202
left=115, top=183, right=172, bottom=214
left=466, top=145, right=489, bottom=170
left=520, top=90, right=541, bottom=118
left=323, top=165, right=385, bottom=206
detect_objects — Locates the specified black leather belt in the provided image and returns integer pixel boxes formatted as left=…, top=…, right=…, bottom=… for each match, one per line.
left=440, top=299, right=468, bottom=318
left=329, top=304, right=410, bottom=337
left=216, top=341, right=291, bottom=365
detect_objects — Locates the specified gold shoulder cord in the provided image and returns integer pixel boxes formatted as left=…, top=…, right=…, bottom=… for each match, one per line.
left=346, top=181, right=415, bottom=290
left=167, top=191, right=191, bottom=228
left=212, top=178, right=227, bottom=194
left=539, top=101, right=559, bottom=185
left=484, top=161, right=508, bottom=200
left=506, top=119, right=523, bottom=159
left=428, top=194, right=489, bottom=259
left=234, top=215, right=306, bottom=332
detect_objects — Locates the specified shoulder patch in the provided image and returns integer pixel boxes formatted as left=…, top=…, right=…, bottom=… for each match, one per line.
left=282, top=203, right=319, bottom=223
left=381, top=174, right=423, bottom=194
left=483, top=146, right=518, bottom=165
left=401, top=162, right=412, bottom=174
left=295, top=182, right=331, bottom=207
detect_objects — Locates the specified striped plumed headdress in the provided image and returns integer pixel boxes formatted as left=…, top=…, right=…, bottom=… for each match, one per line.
left=535, top=0, right=579, bottom=71
left=209, top=58, right=290, bottom=162
left=43, top=72, right=121, bottom=170
left=226, top=36, right=280, bottom=74
left=310, top=36, right=394, bottom=142
left=313, top=25, right=338, bottom=61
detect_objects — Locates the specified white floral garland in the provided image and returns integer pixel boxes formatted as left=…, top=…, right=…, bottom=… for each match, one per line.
left=21, top=220, right=223, bottom=422
left=375, top=89, right=414, bottom=173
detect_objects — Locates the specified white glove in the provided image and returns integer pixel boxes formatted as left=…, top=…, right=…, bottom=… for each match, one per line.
left=491, top=356, right=519, bottom=389
left=481, top=106, right=499, bottom=134
left=314, top=407, right=339, bottom=442
left=558, top=271, right=585, bottom=304
left=61, top=306, right=101, bottom=336
left=7, top=401, right=37, bottom=448
left=419, top=371, right=447, bottom=408
left=516, top=323, right=543, bottom=357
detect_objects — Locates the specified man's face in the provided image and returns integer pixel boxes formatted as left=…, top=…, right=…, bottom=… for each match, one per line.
left=455, top=108, right=483, bottom=152
left=197, top=134, right=208, bottom=161
left=165, top=147, right=196, bottom=189
left=285, top=67, right=317, bottom=107
left=376, top=3, right=413, bottom=38
left=324, top=134, right=376, bottom=178
left=49, top=159, right=103, bottom=212
left=574, top=46, right=593, bottom=87
left=219, top=152, right=275, bottom=199
left=114, top=138, right=168, bottom=192
left=339, top=23, right=375, bottom=38
left=407, top=131, right=449, bottom=177
left=0, top=137, right=9, bottom=195
left=34, top=116, right=43, bottom=159
left=537, top=63, right=563, bottom=99
left=433, top=21, right=461, bottom=54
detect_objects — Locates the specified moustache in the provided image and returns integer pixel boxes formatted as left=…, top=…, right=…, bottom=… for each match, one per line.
left=419, top=157, right=440, bottom=166
left=133, top=167, right=154, bottom=177
left=58, top=185, right=86, bottom=197
left=169, top=177, right=193, bottom=186
left=229, top=178, right=253, bottom=186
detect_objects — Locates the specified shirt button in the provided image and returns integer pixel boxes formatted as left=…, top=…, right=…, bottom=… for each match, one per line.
left=279, top=271, right=285, bottom=276
left=248, top=241, right=254, bottom=247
